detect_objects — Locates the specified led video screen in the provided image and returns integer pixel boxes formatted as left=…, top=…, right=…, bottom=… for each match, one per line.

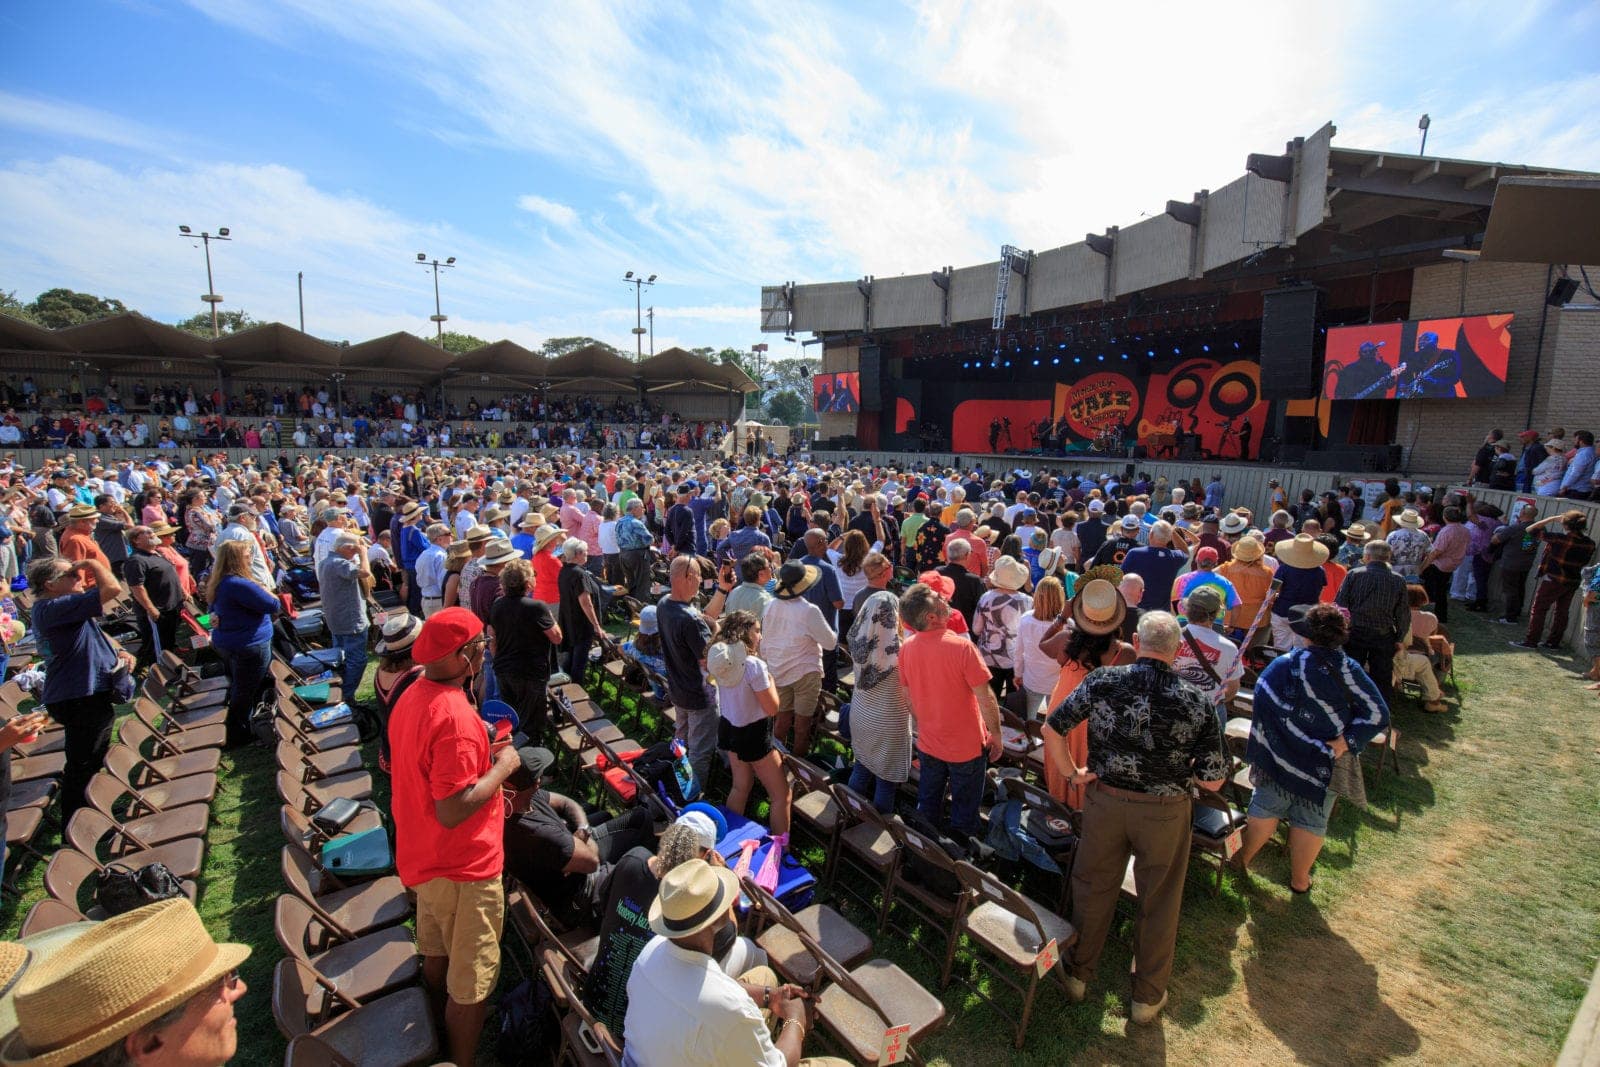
left=813, top=372, right=860, bottom=413
left=1322, top=313, right=1513, bottom=400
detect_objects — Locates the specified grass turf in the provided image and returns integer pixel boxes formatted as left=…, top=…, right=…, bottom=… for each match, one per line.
left=4, top=608, right=1597, bottom=1064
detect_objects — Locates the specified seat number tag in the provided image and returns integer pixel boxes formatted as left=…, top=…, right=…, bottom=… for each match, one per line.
left=1224, top=829, right=1244, bottom=858
left=878, top=1023, right=913, bottom=1064
left=1035, top=937, right=1060, bottom=977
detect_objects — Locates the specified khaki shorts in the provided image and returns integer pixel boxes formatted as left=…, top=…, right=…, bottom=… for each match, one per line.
left=414, top=875, right=505, bottom=1004
left=776, top=672, right=822, bottom=719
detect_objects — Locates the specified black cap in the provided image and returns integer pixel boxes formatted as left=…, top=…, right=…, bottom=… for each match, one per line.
left=517, top=745, right=555, bottom=780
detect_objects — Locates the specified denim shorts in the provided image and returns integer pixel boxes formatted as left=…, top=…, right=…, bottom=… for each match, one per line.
left=1247, top=774, right=1337, bottom=835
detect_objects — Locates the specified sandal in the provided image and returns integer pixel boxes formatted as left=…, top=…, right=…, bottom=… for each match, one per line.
left=1290, top=881, right=1313, bottom=895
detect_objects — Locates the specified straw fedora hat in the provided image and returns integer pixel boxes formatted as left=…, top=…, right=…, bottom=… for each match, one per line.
left=464, top=524, right=494, bottom=544
left=1230, top=535, right=1265, bottom=562
left=1036, top=546, right=1063, bottom=576
left=398, top=501, right=426, bottom=524
left=375, top=613, right=422, bottom=656
left=648, top=859, right=740, bottom=939
left=1343, top=522, right=1372, bottom=543
left=706, top=641, right=749, bottom=688
left=532, top=523, right=565, bottom=552
left=482, top=539, right=521, bottom=566
left=146, top=521, right=178, bottom=538
left=1, top=899, right=248, bottom=1067
left=1071, top=579, right=1126, bottom=636
left=0, top=922, right=97, bottom=1042
left=991, top=555, right=1030, bottom=591
left=64, top=505, right=98, bottom=523
left=1394, top=508, right=1425, bottom=530
left=774, top=562, right=821, bottom=600
left=1274, top=533, right=1331, bottom=569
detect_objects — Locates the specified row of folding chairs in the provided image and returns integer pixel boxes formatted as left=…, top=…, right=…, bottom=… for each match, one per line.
left=267, top=651, right=438, bottom=1067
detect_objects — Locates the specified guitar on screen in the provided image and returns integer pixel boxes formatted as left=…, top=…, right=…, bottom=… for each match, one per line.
left=1351, top=362, right=1407, bottom=400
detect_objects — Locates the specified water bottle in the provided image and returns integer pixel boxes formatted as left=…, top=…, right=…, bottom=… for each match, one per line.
left=669, top=739, right=700, bottom=803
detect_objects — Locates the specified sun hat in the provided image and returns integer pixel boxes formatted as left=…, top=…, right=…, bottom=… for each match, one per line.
left=482, top=506, right=507, bottom=524
left=674, top=807, right=725, bottom=850
left=64, top=504, right=98, bottom=522
left=1036, top=546, right=1063, bottom=575
left=1394, top=508, right=1425, bottom=530
left=1230, top=535, right=1265, bottom=562
left=774, top=562, right=821, bottom=600
left=409, top=606, right=484, bottom=665
left=917, top=570, right=955, bottom=600
left=1218, top=512, right=1249, bottom=535
left=1070, top=579, right=1127, bottom=637
left=0, top=923, right=97, bottom=1040
left=1274, top=533, right=1331, bottom=569
left=1343, top=522, right=1372, bottom=543
left=146, top=521, right=178, bottom=538
left=973, top=525, right=998, bottom=544
left=0, top=899, right=248, bottom=1067
left=445, top=541, right=473, bottom=562
left=375, top=614, right=423, bottom=655
left=706, top=641, right=749, bottom=687
left=648, top=859, right=740, bottom=940
left=532, top=524, right=565, bottom=552
left=1545, top=438, right=1571, bottom=453
left=464, top=524, right=494, bottom=544
left=517, top=512, right=545, bottom=529
left=991, top=555, right=1030, bottom=591
left=398, top=501, right=426, bottom=524
left=638, top=605, right=659, bottom=635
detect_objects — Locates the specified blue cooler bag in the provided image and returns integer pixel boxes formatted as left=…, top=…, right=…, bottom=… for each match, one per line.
left=322, top=827, right=392, bottom=876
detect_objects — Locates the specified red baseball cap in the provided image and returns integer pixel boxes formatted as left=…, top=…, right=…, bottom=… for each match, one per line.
left=410, top=606, right=484, bottom=665
left=1195, top=546, right=1219, bottom=565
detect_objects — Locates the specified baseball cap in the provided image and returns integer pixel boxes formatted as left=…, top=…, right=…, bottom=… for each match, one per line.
left=410, top=607, right=484, bottom=665
left=1195, top=546, right=1219, bottom=565
left=1087, top=500, right=1105, bottom=514
left=1119, top=514, right=1141, bottom=531
left=1185, top=585, right=1224, bottom=615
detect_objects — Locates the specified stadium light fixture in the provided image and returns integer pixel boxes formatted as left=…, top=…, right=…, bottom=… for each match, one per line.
left=416, top=252, right=457, bottom=346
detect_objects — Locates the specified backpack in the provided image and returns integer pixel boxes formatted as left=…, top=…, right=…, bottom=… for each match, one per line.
left=897, top=809, right=968, bottom=900
left=496, top=976, right=560, bottom=1064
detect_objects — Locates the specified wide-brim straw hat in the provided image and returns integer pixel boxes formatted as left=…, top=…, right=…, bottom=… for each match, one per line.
left=375, top=614, right=422, bottom=655
left=1071, top=579, right=1127, bottom=636
left=483, top=539, right=521, bottom=566
left=775, top=563, right=821, bottom=600
left=147, top=521, right=179, bottom=538
left=1275, top=533, right=1331, bottom=569
left=398, top=501, right=426, bottom=524
left=532, top=524, right=565, bottom=552
left=647, top=859, right=740, bottom=939
left=464, top=524, right=494, bottom=544
left=64, top=505, right=98, bottom=522
left=1343, top=522, right=1372, bottom=543
left=1036, top=546, right=1063, bottom=575
left=991, top=555, right=1030, bottom=591
left=1230, top=535, right=1265, bottom=562
left=1, top=899, right=248, bottom=1067
left=1395, top=508, right=1425, bottom=530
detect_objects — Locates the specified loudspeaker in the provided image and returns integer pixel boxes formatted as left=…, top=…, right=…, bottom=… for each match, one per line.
left=858, top=345, right=882, bottom=410
left=1548, top=277, right=1580, bottom=306
left=1259, top=285, right=1319, bottom=399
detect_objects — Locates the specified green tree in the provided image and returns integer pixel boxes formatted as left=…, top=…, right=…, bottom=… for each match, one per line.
left=771, top=357, right=817, bottom=387
left=27, top=287, right=127, bottom=328
left=765, top=389, right=805, bottom=427
left=541, top=336, right=623, bottom=359
left=688, top=346, right=716, bottom=360
left=176, top=309, right=257, bottom=336
left=420, top=330, right=490, bottom=355
left=0, top=290, right=38, bottom=324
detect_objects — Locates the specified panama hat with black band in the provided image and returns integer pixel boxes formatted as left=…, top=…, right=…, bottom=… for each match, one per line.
left=648, top=858, right=741, bottom=940
left=774, top=562, right=820, bottom=600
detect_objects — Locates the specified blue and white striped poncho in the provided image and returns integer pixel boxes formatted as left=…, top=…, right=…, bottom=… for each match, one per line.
left=1246, top=646, right=1390, bottom=804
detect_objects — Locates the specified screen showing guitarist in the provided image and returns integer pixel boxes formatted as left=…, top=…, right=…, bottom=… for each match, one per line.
left=1397, top=331, right=1462, bottom=398
left=1335, top=341, right=1401, bottom=399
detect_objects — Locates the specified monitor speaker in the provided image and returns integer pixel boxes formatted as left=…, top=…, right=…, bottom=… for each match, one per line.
left=1259, top=285, right=1319, bottom=399
left=858, top=345, right=882, bottom=410
left=1548, top=277, right=1580, bottom=306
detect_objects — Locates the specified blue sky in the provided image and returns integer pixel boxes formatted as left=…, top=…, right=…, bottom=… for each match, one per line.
left=2, top=0, right=1597, bottom=362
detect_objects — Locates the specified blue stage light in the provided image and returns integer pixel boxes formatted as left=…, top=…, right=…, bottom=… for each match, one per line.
left=961, top=362, right=969, bottom=369
left=1096, top=354, right=1104, bottom=362
left=1233, top=341, right=1241, bottom=350
left=1120, top=353, right=1128, bottom=360
left=1172, top=347, right=1181, bottom=355
left=1052, top=357, right=1060, bottom=365
left=1073, top=357, right=1081, bottom=364
left=1058, top=343, right=1067, bottom=350
left=1201, top=343, right=1210, bottom=353
left=1146, top=349, right=1154, bottom=357
left=1032, top=359, right=1040, bottom=366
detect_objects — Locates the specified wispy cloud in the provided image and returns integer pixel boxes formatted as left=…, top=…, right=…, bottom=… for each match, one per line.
left=0, top=91, right=179, bottom=156
left=516, top=194, right=579, bottom=229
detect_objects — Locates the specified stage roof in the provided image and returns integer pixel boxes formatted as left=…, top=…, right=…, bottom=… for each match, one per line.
left=760, top=122, right=1599, bottom=336
left=1479, top=176, right=1600, bottom=265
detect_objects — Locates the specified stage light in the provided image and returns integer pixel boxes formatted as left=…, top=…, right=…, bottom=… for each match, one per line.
left=1032, top=359, right=1040, bottom=366
left=1058, top=343, right=1067, bottom=350
left=1096, top=354, right=1104, bottom=361
left=1052, top=357, right=1060, bottom=365
left=961, top=362, right=968, bottom=368
left=1146, top=349, right=1154, bottom=357
left=1073, top=357, right=1081, bottom=364
left=1201, top=343, right=1210, bottom=352
left=1121, top=353, right=1128, bottom=360
left=1233, top=341, right=1241, bottom=349
left=1004, top=360, right=1012, bottom=368
left=1172, top=347, right=1181, bottom=355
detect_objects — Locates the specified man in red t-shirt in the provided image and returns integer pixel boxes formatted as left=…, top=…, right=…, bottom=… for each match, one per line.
left=897, top=582, right=1002, bottom=837
left=387, top=607, right=521, bottom=1067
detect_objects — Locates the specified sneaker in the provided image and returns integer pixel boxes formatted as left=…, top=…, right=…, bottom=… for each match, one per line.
left=1422, top=700, right=1448, bottom=713
left=1509, top=640, right=1540, bottom=649
left=1540, top=641, right=1563, bottom=650
left=1130, top=991, right=1169, bottom=1024
left=1065, top=975, right=1087, bottom=1003
left=1492, top=617, right=1516, bottom=625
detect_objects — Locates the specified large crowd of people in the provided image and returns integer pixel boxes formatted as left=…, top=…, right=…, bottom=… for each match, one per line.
left=0, top=418, right=1595, bottom=1064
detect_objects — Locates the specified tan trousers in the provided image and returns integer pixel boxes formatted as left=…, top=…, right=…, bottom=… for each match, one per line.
left=740, top=965, right=852, bottom=1066
left=1067, top=782, right=1193, bottom=1004
left=1393, top=650, right=1442, bottom=701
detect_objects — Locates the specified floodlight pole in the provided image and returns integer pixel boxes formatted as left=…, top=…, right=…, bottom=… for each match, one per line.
left=625, top=272, right=655, bottom=359
left=178, top=226, right=231, bottom=338
left=298, top=271, right=305, bottom=333
left=418, top=255, right=456, bottom=346
left=647, top=306, right=655, bottom=356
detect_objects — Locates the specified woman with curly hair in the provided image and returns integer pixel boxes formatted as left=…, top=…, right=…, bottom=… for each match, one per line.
left=1234, top=602, right=1389, bottom=893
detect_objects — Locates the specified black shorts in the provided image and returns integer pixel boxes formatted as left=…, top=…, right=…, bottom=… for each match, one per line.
left=718, top=716, right=774, bottom=763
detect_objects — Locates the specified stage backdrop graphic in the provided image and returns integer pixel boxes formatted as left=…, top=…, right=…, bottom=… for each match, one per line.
left=813, top=372, right=860, bottom=414
left=951, top=398, right=1053, bottom=453
left=1320, top=313, right=1512, bottom=401
left=1142, top=359, right=1269, bottom=460
left=1052, top=373, right=1139, bottom=439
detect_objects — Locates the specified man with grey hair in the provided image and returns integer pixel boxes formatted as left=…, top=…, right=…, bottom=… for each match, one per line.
left=658, top=555, right=716, bottom=785
left=313, top=505, right=346, bottom=568
left=935, top=536, right=986, bottom=630
left=214, top=503, right=274, bottom=589
left=1044, top=609, right=1225, bottom=1024
left=1336, top=537, right=1409, bottom=707
left=615, top=496, right=655, bottom=602
left=318, top=529, right=372, bottom=702
left=944, top=507, right=988, bottom=577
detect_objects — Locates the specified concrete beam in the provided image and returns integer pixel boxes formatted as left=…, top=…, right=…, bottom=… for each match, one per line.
left=1464, top=165, right=1499, bottom=191
left=1359, top=154, right=1386, bottom=179
left=1410, top=160, right=1442, bottom=185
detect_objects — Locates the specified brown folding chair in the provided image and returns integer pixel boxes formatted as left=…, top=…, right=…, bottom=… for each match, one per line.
left=160, top=649, right=229, bottom=693
left=103, top=745, right=218, bottom=809
left=280, top=804, right=385, bottom=861
left=276, top=703, right=364, bottom=755
left=43, top=846, right=195, bottom=917
left=275, top=741, right=372, bottom=792
left=271, top=958, right=439, bottom=1067
left=828, top=783, right=901, bottom=932
left=793, top=925, right=946, bottom=1066
left=992, top=775, right=1079, bottom=912
left=280, top=847, right=411, bottom=938
left=883, top=816, right=971, bottom=987
left=19, top=897, right=88, bottom=937
left=505, top=879, right=600, bottom=984
left=545, top=957, right=623, bottom=1067
left=273, top=894, right=420, bottom=1012
left=64, top=808, right=206, bottom=880
left=276, top=769, right=373, bottom=819
left=954, top=860, right=1078, bottom=1049
left=1190, top=784, right=1249, bottom=895
left=131, top=698, right=227, bottom=753
left=781, top=753, right=843, bottom=873
left=743, top=877, right=872, bottom=990
left=84, top=773, right=210, bottom=846
left=9, top=747, right=66, bottom=784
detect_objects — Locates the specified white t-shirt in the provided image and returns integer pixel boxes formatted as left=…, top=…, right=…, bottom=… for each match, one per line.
left=1171, top=623, right=1243, bottom=707
left=1050, top=526, right=1080, bottom=564
left=1015, top=612, right=1062, bottom=696
left=623, top=937, right=784, bottom=1067
left=598, top=519, right=620, bottom=555
left=760, top=596, right=838, bottom=687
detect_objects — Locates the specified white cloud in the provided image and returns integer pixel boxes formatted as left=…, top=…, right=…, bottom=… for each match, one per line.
left=0, top=92, right=179, bottom=155
left=516, top=194, right=578, bottom=229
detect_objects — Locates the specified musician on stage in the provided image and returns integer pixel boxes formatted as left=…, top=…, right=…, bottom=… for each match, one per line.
left=1335, top=341, right=1393, bottom=399
left=1398, top=331, right=1461, bottom=398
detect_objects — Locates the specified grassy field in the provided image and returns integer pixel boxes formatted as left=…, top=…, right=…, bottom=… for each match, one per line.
left=5, top=608, right=1598, bottom=1065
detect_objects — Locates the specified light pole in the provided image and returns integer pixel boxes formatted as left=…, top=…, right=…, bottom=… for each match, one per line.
left=330, top=371, right=346, bottom=428
left=297, top=271, right=305, bottom=333
left=417, top=253, right=456, bottom=346
left=624, top=271, right=655, bottom=359
left=1418, top=113, right=1431, bottom=155
left=646, top=306, right=655, bottom=356
left=177, top=225, right=231, bottom=337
